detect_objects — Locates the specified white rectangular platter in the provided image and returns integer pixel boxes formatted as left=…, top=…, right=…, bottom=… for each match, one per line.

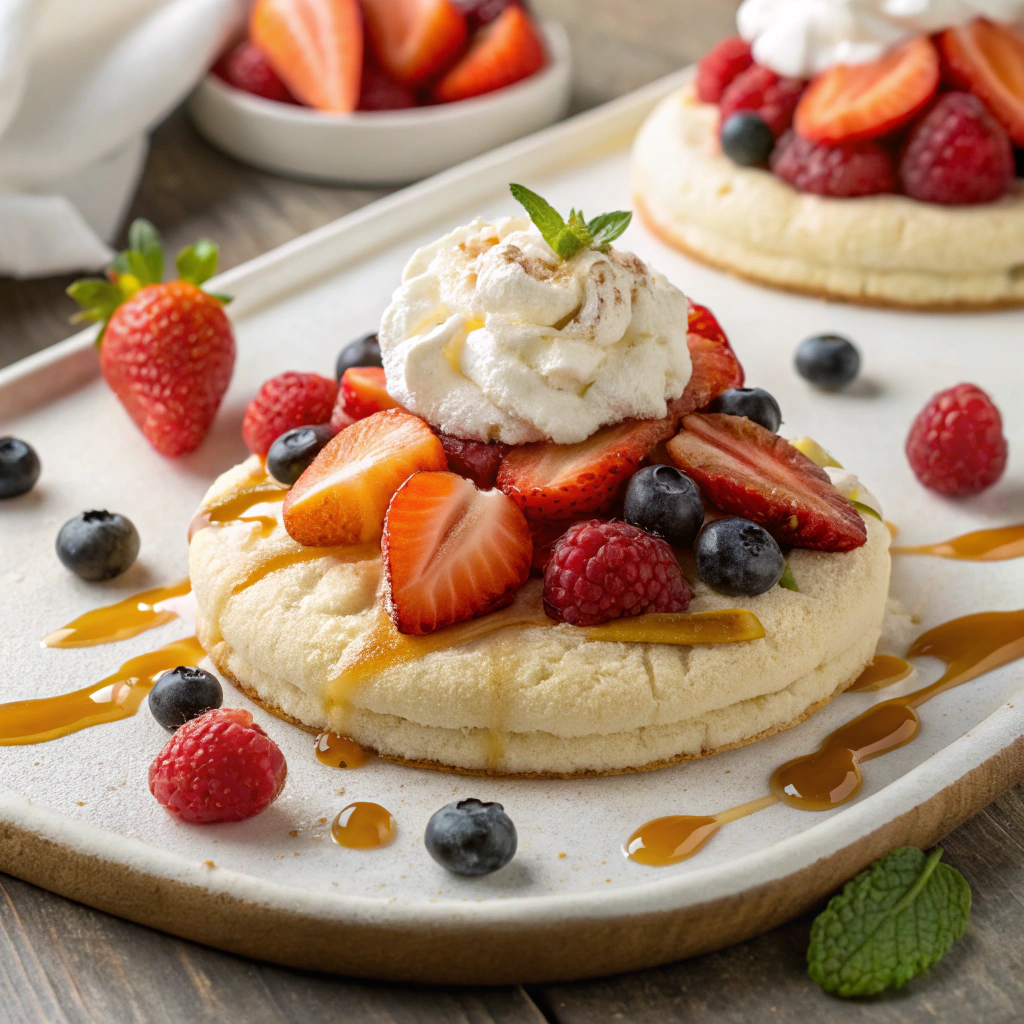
left=1, top=70, right=1022, bottom=985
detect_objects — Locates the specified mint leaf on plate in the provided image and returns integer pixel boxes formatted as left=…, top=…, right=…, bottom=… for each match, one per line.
left=808, top=846, right=971, bottom=998
left=509, top=184, right=630, bottom=260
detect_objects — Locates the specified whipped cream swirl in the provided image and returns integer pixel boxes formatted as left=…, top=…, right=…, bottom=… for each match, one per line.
left=737, top=0, right=1024, bottom=78
left=378, top=216, right=692, bottom=446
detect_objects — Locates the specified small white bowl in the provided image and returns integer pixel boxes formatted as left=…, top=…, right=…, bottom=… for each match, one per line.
left=187, top=22, right=571, bottom=186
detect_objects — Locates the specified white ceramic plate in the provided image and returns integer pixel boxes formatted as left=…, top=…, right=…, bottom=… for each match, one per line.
left=1, top=73, right=1022, bottom=984
left=187, top=22, right=572, bottom=185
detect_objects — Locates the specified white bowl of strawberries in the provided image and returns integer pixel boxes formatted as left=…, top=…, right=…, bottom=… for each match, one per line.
left=187, top=0, right=571, bottom=185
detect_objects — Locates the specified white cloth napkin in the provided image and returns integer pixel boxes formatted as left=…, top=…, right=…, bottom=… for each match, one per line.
left=0, top=0, right=244, bottom=279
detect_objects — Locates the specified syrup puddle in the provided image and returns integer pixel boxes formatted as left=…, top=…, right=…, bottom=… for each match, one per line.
left=0, top=636, right=204, bottom=745
left=331, top=802, right=396, bottom=849
left=845, top=655, right=914, bottom=693
left=43, top=579, right=192, bottom=648
left=315, top=732, right=373, bottom=769
left=627, top=609, right=1024, bottom=865
left=892, top=524, right=1024, bottom=561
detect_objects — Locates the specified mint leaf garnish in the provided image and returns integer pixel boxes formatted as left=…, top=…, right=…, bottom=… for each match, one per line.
left=509, top=184, right=631, bottom=259
left=779, top=564, right=799, bottom=592
left=808, top=846, right=970, bottom=998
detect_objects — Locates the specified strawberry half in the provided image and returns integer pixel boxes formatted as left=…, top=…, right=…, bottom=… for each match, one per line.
left=339, top=366, right=401, bottom=420
left=438, top=433, right=507, bottom=489
left=939, top=19, right=1024, bottom=146
left=361, top=0, right=468, bottom=86
left=382, top=471, right=532, bottom=634
left=794, top=35, right=939, bottom=143
left=283, top=409, right=446, bottom=546
left=433, top=4, right=546, bottom=103
left=667, top=413, right=867, bottom=552
left=496, top=308, right=744, bottom=522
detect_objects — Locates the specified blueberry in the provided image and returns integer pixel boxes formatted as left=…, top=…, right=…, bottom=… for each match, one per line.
left=56, top=510, right=140, bottom=581
left=424, top=798, right=517, bottom=876
left=794, top=334, right=861, bottom=390
left=336, top=332, right=382, bottom=381
left=707, top=388, right=783, bottom=433
left=623, top=465, right=705, bottom=547
left=720, top=112, right=776, bottom=168
left=148, top=666, right=223, bottom=731
left=266, top=424, right=333, bottom=485
left=0, top=437, right=41, bottom=499
left=694, top=518, right=784, bottom=597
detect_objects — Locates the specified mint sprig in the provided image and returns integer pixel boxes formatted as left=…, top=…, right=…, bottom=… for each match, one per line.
left=68, top=219, right=228, bottom=344
left=808, top=846, right=971, bottom=998
left=509, top=184, right=631, bottom=260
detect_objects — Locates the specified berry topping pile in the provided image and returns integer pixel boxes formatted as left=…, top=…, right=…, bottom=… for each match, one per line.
left=542, top=520, right=693, bottom=627
left=149, top=708, right=287, bottom=823
left=699, top=19, right=1024, bottom=205
left=906, top=383, right=1008, bottom=496
left=220, top=0, right=547, bottom=113
left=242, top=371, right=339, bottom=457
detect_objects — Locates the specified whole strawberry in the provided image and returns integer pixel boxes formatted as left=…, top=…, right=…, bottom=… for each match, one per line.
left=69, top=220, right=235, bottom=457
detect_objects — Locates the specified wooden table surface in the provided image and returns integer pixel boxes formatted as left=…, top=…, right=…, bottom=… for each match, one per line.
left=2, top=3, right=1023, bottom=1020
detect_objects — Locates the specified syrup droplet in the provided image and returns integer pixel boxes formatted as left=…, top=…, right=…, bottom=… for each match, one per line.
left=187, top=483, right=289, bottom=542
left=892, top=524, right=1024, bottom=561
left=42, top=579, right=192, bottom=648
left=626, top=795, right=778, bottom=866
left=315, top=732, right=372, bottom=769
left=845, top=654, right=914, bottom=693
left=0, top=636, right=205, bottom=745
left=331, top=802, right=395, bottom=849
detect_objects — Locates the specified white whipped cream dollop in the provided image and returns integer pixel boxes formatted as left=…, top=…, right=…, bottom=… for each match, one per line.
left=737, top=0, right=1024, bottom=78
left=378, top=216, right=692, bottom=445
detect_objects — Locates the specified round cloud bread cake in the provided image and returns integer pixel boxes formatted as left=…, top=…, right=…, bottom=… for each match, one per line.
left=190, top=458, right=891, bottom=778
left=632, top=87, right=1024, bottom=310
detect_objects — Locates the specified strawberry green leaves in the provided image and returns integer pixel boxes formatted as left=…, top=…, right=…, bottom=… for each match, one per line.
left=808, top=846, right=971, bottom=998
left=68, top=219, right=229, bottom=343
left=509, top=184, right=632, bottom=260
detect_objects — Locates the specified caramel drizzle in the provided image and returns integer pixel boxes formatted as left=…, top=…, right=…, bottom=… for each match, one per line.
left=844, top=654, right=913, bottom=693
left=0, top=636, right=205, bottom=745
left=892, top=524, right=1024, bottom=562
left=627, top=609, right=1024, bottom=865
left=187, top=483, right=289, bottom=542
left=43, top=579, right=192, bottom=648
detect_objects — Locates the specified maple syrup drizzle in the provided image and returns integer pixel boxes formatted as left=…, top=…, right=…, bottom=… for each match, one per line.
left=845, top=654, right=914, bottom=693
left=230, top=543, right=379, bottom=597
left=42, top=579, right=192, bottom=648
left=0, top=636, right=205, bottom=745
left=628, top=609, right=1024, bottom=863
left=315, top=732, right=373, bottom=769
left=331, top=802, right=396, bottom=849
left=187, top=483, right=289, bottom=542
left=626, top=795, right=778, bottom=866
left=892, top=524, right=1024, bottom=561
left=771, top=609, right=1024, bottom=811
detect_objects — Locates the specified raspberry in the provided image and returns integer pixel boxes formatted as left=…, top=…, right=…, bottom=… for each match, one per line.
left=905, top=383, right=1007, bottom=496
left=771, top=131, right=896, bottom=197
left=214, top=42, right=296, bottom=104
left=242, top=372, right=338, bottom=456
left=543, top=520, right=692, bottom=627
left=148, top=708, right=287, bottom=823
left=719, top=64, right=805, bottom=138
left=899, top=92, right=1014, bottom=205
left=696, top=36, right=754, bottom=104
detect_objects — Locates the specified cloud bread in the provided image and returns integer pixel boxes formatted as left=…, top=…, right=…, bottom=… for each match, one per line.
left=631, top=87, right=1024, bottom=310
left=190, top=456, right=891, bottom=778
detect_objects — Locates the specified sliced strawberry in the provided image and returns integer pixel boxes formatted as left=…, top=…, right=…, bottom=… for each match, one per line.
left=794, top=35, right=939, bottom=143
left=667, top=413, right=867, bottom=552
left=283, top=409, right=447, bottom=546
left=497, top=418, right=673, bottom=522
left=382, top=471, right=532, bottom=634
left=251, top=0, right=363, bottom=112
left=433, top=4, right=546, bottom=103
left=438, top=433, right=508, bottom=489
left=359, top=56, right=419, bottom=109
left=340, top=366, right=401, bottom=420
left=361, top=0, right=468, bottom=87
left=673, top=303, right=745, bottom=418
left=938, top=20, right=1024, bottom=146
